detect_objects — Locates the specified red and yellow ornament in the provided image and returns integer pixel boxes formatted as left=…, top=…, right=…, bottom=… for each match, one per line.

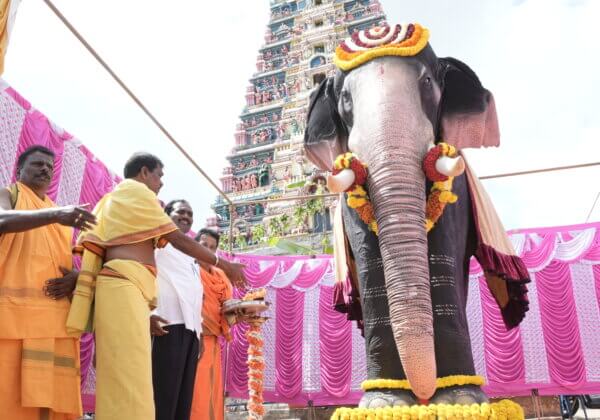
left=332, top=142, right=460, bottom=235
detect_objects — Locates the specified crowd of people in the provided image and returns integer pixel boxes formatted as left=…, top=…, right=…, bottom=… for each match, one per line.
left=0, top=146, right=248, bottom=420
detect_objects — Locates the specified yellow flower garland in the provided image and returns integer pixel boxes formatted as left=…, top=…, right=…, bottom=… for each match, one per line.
left=362, top=375, right=485, bottom=391
left=334, top=153, right=379, bottom=236
left=331, top=400, right=524, bottom=420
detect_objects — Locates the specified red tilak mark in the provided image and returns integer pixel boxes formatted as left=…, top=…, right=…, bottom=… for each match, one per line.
left=379, top=65, right=385, bottom=75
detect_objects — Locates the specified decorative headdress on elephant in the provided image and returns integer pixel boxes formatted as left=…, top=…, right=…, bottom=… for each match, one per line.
left=303, top=23, right=529, bottom=403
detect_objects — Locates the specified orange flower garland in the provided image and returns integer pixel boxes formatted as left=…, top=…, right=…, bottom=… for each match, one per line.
left=422, top=143, right=459, bottom=232
left=333, top=144, right=459, bottom=235
left=246, top=323, right=265, bottom=419
left=333, top=153, right=378, bottom=235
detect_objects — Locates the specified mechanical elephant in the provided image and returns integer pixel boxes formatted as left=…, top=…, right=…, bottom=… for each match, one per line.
left=303, top=23, right=530, bottom=408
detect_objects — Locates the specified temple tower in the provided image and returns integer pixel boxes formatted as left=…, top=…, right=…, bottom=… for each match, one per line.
left=213, top=0, right=386, bottom=253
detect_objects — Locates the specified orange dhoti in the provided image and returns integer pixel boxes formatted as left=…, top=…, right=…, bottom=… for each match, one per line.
left=0, top=338, right=80, bottom=420
left=190, top=266, right=232, bottom=420
left=0, top=183, right=81, bottom=419
left=190, top=335, right=224, bottom=420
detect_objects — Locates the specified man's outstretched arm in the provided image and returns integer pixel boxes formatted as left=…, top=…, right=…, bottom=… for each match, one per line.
left=165, top=229, right=246, bottom=287
left=0, top=189, right=96, bottom=234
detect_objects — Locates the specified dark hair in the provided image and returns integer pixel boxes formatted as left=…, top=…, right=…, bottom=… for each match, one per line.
left=164, top=199, right=189, bottom=215
left=123, top=152, right=163, bottom=178
left=195, top=228, right=220, bottom=245
left=17, top=145, right=55, bottom=170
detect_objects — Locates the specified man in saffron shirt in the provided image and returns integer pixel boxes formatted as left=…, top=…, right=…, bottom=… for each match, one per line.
left=0, top=145, right=96, bottom=419
left=190, top=228, right=234, bottom=420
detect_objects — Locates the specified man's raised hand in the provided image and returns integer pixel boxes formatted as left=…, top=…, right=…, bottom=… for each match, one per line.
left=220, top=260, right=247, bottom=288
left=53, top=203, right=96, bottom=231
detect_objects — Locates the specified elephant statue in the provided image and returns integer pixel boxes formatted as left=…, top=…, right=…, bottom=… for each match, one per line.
left=303, top=23, right=530, bottom=409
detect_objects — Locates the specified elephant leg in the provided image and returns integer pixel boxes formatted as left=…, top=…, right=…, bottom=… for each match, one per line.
left=342, top=203, right=416, bottom=408
left=427, top=175, right=487, bottom=405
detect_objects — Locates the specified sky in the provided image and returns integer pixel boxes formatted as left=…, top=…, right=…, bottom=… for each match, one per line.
left=4, top=0, right=599, bottom=232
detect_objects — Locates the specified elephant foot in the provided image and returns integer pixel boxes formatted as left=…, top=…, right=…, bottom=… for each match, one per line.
left=358, top=389, right=417, bottom=408
left=429, top=385, right=488, bottom=405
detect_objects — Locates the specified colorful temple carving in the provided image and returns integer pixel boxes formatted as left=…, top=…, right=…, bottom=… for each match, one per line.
left=213, top=0, right=386, bottom=252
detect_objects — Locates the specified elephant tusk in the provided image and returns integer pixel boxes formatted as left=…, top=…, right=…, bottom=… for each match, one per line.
left=327, top=169, right=356, bottom=193
left=436, top=155, right=465, bottom=177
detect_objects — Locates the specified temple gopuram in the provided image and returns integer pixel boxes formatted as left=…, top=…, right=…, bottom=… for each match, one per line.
left=211, top=0, right=386, bottom=253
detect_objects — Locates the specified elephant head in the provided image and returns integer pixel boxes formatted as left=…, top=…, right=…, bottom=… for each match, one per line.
left=303, top=23, right=499, bottom=400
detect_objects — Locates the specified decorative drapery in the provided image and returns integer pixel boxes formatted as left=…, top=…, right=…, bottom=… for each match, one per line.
left=223, top=223, right=600, bottom=404
left=3, top=80, right=599, bottom=408
left=0, top=79, right=119, bottom=412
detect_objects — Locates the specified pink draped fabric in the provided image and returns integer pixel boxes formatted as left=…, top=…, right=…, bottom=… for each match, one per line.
left=319, top=286, right=352, bottom=398
left=275, top=288, right=304, bottom=398
left=5, top=81, right=600, bottom=407
left=536, top=262, right=586, bottom=388
left=222, top=223, right=600, bottom=405
left=0, top=80, right=120, bottom=413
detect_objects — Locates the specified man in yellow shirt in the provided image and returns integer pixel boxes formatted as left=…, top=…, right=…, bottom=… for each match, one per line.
left=67, top=152, right=246, bottom=420
left=0, top=145, right=96, bottom=419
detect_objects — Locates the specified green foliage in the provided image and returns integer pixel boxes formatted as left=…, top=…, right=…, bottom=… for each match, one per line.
left=251, top=224, right=267, bottom=244
left=270, top=238, right=316, bottom=255
left=268, top=217, right=284, bottom=237
left=306, top=198, right=324, bottom=217
left=286, top=180, right=307, bottom=190
left=278, top=214, right=291, bottom=233
left=293, top=206, right=307, bottom=230
left=234, top=235, right=247, bottom=250
left=219, top=234, right=230, bottom=251
left=321, top=234, right=333, bottom=255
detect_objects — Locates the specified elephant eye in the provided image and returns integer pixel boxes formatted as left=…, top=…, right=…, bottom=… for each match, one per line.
left=423, top=76, right=432, bottom=88
left=340, top=89, right=353, bottom=119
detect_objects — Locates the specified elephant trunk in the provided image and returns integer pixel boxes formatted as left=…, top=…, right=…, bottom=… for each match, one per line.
left=364, top=126, right=437, bottom=400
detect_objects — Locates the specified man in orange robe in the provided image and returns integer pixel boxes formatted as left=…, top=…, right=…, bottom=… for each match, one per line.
left=0, top=146, right=96, bottom=419
left=190, top=229, right=234, bottom=420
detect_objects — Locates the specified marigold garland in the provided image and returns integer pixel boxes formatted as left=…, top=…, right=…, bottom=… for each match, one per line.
left=362, top=375, right=485, bottom=391
left=330, top=399, right=524, bottom=420
left=246, top=322, right=265, bottom=419
left=333, top=144, right=459, bottom=236
left=423, top=143, right=459, bottom=233
left=333, top=153, right=379, bottom=235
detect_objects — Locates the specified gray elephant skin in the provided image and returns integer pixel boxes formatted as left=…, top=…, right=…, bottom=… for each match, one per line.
left=303, top=23, right=530, bottom=408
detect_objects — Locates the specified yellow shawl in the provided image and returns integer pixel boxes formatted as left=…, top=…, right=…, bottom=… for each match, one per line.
left=66, top=179, right=177, bottom=335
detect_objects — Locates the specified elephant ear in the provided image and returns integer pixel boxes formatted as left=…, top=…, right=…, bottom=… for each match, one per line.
left=303, top=76, right=349, bottom=171
left=438, top=57, right=500, bottom=149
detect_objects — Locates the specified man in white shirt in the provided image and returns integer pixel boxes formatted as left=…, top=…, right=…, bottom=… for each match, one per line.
left=151, top=199, right=204, bottom=420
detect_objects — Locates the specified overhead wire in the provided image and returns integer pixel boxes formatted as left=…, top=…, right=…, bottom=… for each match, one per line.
left=41, top=1, right=599, bottom=224
left=42, top=0, right=233, bottom=206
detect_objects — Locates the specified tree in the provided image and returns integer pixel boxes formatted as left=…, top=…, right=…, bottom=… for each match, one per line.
left=219, top=234, right=230, bottom=251
left=278, top=213, right=291, bottom=235
left=234, top=234, right=247, bottom=250
left=252, top=223, right=267, bottom=244
left=293, top=205, right=308, bottom=232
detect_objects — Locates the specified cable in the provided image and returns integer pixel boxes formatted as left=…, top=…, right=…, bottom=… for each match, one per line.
left=585, top=191, right=600, bottom=223
left=42, top=0, right=233, bottom=205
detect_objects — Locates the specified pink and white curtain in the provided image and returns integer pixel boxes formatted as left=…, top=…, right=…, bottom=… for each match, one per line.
left=0, top=78, right=120, bottom=411
left=225, top=223, right=600, bottom=404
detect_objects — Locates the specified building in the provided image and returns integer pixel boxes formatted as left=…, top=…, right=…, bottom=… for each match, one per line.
left=212, top=0, right=386, bottom=253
